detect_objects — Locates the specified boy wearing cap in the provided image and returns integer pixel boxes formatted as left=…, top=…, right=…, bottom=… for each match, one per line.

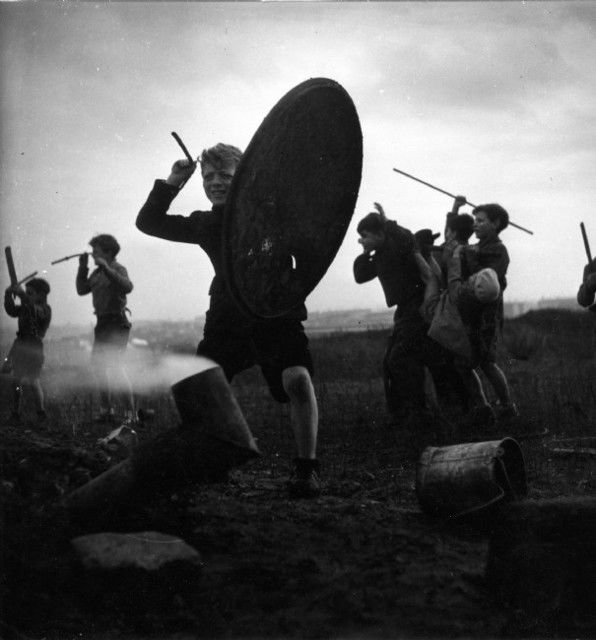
left=414, top=228, right=442, bottom=278
left=3, top=278, right=52, bottom=424
left=136, top=144, right=321, bottom=499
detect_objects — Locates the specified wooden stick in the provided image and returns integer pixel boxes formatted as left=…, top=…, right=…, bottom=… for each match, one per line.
left=580, top=222, right=593, bottom=264
left=17, top=271, right=38, bottom=286
left=171, top=131, right=195, bottom=164
left=392, top=167, right=534, bottom=235
left=4, top=247, right=18, bottom=286
left=393, top=167, right=474, bottom=205
left=51, top=253, right=86, bottom=265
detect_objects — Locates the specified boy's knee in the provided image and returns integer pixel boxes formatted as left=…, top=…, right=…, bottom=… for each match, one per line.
left=282, top=367, right=313, bottom=401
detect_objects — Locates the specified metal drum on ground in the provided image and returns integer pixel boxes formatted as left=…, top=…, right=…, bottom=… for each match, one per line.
left=416, top=438, right=527, bottom=519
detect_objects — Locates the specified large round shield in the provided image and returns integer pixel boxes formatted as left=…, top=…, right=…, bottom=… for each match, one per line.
left=222, top=77, right=363, bottom=318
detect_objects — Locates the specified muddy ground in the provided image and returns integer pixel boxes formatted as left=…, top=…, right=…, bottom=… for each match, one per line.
left=2, top=312, right=596, bottom=640
left=2, top=400, right=594, bottom=640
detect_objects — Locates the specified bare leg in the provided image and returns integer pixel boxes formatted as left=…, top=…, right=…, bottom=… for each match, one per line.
left=110, top=359, right=135, bottom=419
left=282, top=366, right=318, bottom=459
left=459, top=365, right=489, bottom=407
left=29, top=377, right=45, bottom=413
left=282, top=366, right=321, bottom=498
left=480, top=362, right=513, bottom=407
left=93, top=350, right=113, bottom=415
left=94, top=348, right=134, bottom=419
left=98, top=376, right=112, bottom=413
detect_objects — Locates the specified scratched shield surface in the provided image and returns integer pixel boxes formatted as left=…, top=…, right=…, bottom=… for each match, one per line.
left=222, top=77, right=363, bottom=318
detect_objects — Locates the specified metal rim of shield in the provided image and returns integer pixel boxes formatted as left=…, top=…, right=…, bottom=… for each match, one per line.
left=222, top=77, right=363, bottom=319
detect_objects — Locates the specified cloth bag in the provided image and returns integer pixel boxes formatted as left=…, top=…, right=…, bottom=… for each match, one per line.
left=427, top=292, right=472, bottom=362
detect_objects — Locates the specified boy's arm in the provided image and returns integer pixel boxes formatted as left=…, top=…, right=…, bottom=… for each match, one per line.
left=446, top=246, right=467, bottom=304
left=76, top=253, right=91, bottom=296
left=136, top=160, right=202, bottom=243
left=14, top=285, right=34, bottom=307
left=353, top=252, right=377, bottom=284
left=444, top=195, right=467, bottom=236
left=36, top=303, right=52, bottom=335
left=577, top=260, right=596, bottom=308
left=95, top=261, right=133, bottom=294
left=136, top=181, right=196, bottom=241
left=427, top=253, right=444, bottom=288
left=414, top=252, right=441, bottom=322
left=4, top=287, right=20, bottom=317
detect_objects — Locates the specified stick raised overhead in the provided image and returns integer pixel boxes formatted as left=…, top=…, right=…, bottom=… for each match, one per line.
left=4, top=246, right=18, bottom=286
left=17, top=271, right=38, bottom=286
left=580, top=222, right=592, bottom=265
left=171, top=131, right=195, bottom=164
left=392, top=167, right=534, bottom=236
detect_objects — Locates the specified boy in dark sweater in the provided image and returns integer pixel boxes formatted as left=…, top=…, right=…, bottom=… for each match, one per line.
left=3, top=278, right=52, bottom=424
left=136, top=144, right=320, bottom=499
left=353, top=204, right=468, bottom=418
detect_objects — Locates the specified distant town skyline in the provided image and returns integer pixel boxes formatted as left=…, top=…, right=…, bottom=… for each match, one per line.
left=2, top=2, right=595, bottom=336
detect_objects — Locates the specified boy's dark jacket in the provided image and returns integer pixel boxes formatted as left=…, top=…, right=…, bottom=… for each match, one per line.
left=4, top=291, right=51, bottom=341
left=136, top=180, right=306, bottom=321
left=462, top=237, right=509, bottom=291
left=353, top=220, right=423, bottom=314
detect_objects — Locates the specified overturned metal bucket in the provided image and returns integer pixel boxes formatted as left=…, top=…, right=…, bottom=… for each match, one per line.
left=416, top=438, right=527, bottom=519
left=65, top=365, right=260, bottom=520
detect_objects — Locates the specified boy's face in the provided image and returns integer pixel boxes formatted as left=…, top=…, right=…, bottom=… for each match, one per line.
left=25, top=285, right=42, bottom=303
left=91, top=245, right=111, bottom=264
left=358, top=230, right=385, bottom=253
left=202, top=160, right=237, bottom=206
left=473, top=211, right=499, bottom=241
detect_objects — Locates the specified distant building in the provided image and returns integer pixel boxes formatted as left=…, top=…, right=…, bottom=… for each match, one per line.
left=504, top=301, right=535, bottom=318
left=504, top=297, right=581, bottom=318
left=536, top=297, right=579, bottom=311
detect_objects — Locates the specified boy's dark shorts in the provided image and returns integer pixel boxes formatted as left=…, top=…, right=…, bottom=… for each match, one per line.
left=197, top=317, right=314, bottom=403
left=8, top=337, right=44, bottom=378
left=92, top=314, right=131, bottom=358
left=470, top=333, right=497, bottom=366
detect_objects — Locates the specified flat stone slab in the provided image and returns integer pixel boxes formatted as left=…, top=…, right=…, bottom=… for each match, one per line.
left=71, top=531, right=202, bottom=572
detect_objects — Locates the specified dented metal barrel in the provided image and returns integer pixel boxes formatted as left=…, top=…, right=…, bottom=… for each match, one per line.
left=65, top=366, right=260, bottom=518
left=416, top=438, right=527, bottom=519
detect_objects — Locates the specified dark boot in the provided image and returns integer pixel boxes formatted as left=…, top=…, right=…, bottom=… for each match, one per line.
left=288, top=458, right=321, bottom=499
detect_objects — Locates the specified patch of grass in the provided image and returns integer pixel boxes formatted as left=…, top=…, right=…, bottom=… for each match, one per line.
left=2, top=309, right=594, bottom=498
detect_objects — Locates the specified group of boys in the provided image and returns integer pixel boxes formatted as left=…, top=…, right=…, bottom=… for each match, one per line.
left=353, top=196, right=517, bottom=425
left=3, top=234, right=135, bottom=429
left=4, top=139, right=595, bottom=500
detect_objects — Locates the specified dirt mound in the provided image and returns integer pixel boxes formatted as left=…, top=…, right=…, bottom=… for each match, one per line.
left=0, top=420, right=508, bottom=639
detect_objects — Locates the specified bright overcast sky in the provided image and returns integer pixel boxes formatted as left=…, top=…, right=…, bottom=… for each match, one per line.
left=1, top=1, right=595, bottom=332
